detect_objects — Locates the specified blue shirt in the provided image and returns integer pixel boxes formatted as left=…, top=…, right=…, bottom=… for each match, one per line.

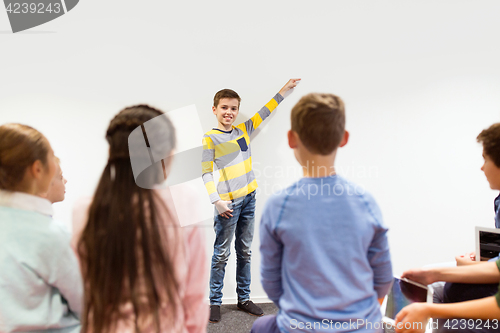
left=260, top=175, right=393, bottom=333
left=0, top=190, right=82, bottom=333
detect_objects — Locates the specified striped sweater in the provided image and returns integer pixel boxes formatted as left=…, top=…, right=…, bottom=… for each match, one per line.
left=202, top=93, right=284, bottom=203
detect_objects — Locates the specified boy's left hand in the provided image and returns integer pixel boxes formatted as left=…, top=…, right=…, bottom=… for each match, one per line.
left=278, top=78, right=301, bottom=97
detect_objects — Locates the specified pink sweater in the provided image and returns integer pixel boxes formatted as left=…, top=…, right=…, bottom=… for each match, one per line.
left=71, top=187, right=208, bottom=333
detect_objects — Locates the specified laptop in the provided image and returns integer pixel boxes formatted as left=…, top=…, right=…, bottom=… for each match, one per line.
left=381, top=277, right=434, bottom=333
left=475, top=226, right=500, bottom=262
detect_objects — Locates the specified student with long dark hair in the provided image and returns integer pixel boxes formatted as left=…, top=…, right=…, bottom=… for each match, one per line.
left=73, top=105, right=208, bottom=333
left=0, top=123, right=82, bottom=333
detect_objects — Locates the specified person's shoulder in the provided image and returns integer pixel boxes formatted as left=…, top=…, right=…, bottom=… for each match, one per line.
left=14, top=216, right=73, bottom=255
left=335, top=175, right=375, bottom=200
left=203, top=129, right=219, bottom=137
left=72, top=196, right=93, bottom=228
left=0, top=207, right=54, bottom=243
left=339, top=177, right=384, bottom=225
left=0, top=205, right=51, bottom=223
left=73, top=196, right=93, bottom=217
left=262, top=181, right=301, bottom=215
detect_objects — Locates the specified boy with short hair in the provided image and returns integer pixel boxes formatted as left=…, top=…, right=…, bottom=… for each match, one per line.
left=454, top=124, right=500, bottom=266
left=252, top=93, right=393, bottom=333
left=405, top=123, right=500, bottom=333
left=202, top=79, right=300, bottom=323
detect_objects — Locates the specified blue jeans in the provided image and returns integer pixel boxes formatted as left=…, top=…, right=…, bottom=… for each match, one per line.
left=209, top=190, right=256, bottom=305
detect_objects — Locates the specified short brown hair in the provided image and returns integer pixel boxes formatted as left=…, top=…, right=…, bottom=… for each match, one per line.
left=291, top=93, right=345, bottom=155
left=477, top=123, right=500, bottom=167
left=0, top=123, right=51, bottom=190
left=213, top=89, right=241, bottom=108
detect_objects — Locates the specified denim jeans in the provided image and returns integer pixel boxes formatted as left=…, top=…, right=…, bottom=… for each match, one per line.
left=209, top=190, right=256, bottom=305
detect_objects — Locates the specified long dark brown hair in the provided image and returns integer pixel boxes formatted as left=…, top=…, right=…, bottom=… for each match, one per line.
left=77, top=105, right=179, bottom=333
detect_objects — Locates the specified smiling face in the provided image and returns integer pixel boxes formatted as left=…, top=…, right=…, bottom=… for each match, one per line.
left=212, top=98, right=239, bottom=131
left=481, top=151, right=500, bottom=190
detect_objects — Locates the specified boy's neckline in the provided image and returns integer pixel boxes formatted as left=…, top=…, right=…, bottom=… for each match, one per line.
left=213, top=127, right=233, bottom=133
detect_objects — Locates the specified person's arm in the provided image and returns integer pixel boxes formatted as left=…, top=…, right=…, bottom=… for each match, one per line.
left=365, top=194, right=393, bottom=300
left=240, top=79, right=300, bottom=136
left=260, top=202, right=284, bottom=307
left=42, top=225, right=84, bottom=318
left=402, top=261, right=500, bottom=285
left=201, top=135, right=233, bottom=218
left=455, top=251, right=481, bottom=266
left=201, top=135, right=220, bottom=204
left=395, top=297, right=500, bottom=333
left=183, top=226, right=209, bottom=333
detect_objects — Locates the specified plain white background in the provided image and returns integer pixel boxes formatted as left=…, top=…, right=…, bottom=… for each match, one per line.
left=1, top=0, right=500, bottom=304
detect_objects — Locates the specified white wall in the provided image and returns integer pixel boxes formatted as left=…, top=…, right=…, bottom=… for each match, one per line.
left=1, top=0, right=500, bottom=303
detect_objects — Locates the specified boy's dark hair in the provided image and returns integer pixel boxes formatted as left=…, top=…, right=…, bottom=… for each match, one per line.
left=477, top=123, right=500, bottom=167
left=291, top=93, right=345, bottom=155
left=213, top=89, right=241, bottom=108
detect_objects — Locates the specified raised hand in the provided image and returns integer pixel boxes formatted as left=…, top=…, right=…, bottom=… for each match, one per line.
left=278, top=78, right=301, bottom=97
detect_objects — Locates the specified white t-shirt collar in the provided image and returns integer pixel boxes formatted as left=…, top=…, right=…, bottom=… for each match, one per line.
left=0, top=189, right=53, bottom=216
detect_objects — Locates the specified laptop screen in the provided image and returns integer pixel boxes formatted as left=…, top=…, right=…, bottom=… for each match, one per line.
left=478, top=230, right=500, bottom=261
left=385, top=277, right=428, bottom=320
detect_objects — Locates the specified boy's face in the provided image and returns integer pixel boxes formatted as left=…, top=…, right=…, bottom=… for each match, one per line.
left=212, top=98, right=239, bottom=129
left=481, top=151, right=500, bottom=190
left=46, top=164, right=67, bottom=203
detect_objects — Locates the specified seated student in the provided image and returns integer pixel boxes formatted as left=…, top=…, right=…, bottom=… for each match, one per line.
left=430, top=124, right=500, bottom=328
left=456, top=123, right=500, bottom=266
left=395, top=261, right=500, bottom=333
left=72, top=105, right=208, bottom=333
left=251, top=93, right=393, bottom=333
left=0, top=124, right=82, bottom=333
left=41, top=156, right=68, bottom=204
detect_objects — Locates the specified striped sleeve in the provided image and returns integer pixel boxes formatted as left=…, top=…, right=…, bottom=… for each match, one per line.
left=243, top=93, right=284, bottom=136
left=201, top=135, right=221, bottom=204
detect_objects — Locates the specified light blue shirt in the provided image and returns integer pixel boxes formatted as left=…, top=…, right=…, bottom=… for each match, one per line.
left=0, top=190, right=82, bottom=333
left=260, top=175, right=393, bottom=333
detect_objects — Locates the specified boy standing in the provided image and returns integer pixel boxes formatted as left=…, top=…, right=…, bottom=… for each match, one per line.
left=252, top=93, right=393, bottom=333
left=202, top=79, right=300, bottom=323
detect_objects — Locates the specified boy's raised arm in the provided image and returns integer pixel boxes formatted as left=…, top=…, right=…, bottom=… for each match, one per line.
left=241, top=79, right=301, bottom=136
